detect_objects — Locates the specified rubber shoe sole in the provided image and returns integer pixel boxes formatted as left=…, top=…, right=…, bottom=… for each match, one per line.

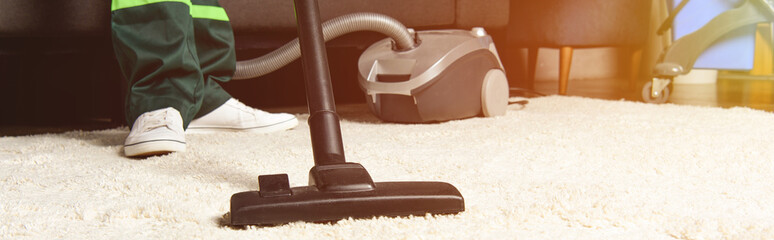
left=124, top=139, right=186, bottom=158
left=186, top=117, right=299, bottom=134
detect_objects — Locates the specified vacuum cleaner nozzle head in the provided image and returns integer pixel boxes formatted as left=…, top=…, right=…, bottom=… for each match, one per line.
left=230, top=166, right=464, bottom=226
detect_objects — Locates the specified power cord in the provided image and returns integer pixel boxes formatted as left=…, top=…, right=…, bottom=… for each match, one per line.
left=508, top=87, right=546, bottom=104
left=509, top=99, right=529, bottom=105
left=507, top=87, right=547, bottom=105
left=509, top=87, right=546, bottom=97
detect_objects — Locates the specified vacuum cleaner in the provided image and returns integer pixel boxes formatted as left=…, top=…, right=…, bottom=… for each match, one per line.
left=229, top=0, right=465, bottom=226
left=357, top=28, right=509, bottom=122
left=643, top=0, right=773, bottom=103
left=232, top=9, right=509, bottom=123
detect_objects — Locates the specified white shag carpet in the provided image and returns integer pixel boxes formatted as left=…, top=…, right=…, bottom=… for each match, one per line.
left=2, top=96, right=774, bottom=239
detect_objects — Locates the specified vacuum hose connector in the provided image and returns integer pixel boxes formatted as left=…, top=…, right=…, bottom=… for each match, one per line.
left=233, top=12, right=417, bottom=80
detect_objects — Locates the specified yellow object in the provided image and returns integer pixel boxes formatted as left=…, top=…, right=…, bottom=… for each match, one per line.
left=749, top=80, right=773, bottom=105
left=751, top=23, right=773, bottom=76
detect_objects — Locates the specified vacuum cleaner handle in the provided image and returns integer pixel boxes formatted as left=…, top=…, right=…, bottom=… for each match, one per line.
left=229, top=0, right=465, bottom=225
left=294, top=0, right=347, bottom=166
left=657, top=0, right=690, bottom=35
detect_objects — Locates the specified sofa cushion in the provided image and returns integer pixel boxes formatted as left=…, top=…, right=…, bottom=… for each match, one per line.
left=455, top=0, right=509, bottom=29
left=0, top=0, right=110, bottom=37
left=508, top=0, right=652, bottom=47
left=220, top=0, right=512, bottom=33
left=0, top=0, right=507, bottom=37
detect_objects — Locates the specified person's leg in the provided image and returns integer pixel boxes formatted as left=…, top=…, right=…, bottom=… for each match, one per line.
left=189, top=0, right=234, bottom=118
left=111, top=0, right=204, bottom=128
left=111, top=0, right=201, bottom=157
left=186, top=0, right=299, bottom=133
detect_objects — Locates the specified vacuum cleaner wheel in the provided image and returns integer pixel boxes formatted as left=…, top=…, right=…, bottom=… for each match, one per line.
left=481, top=69, right=509, bottom=117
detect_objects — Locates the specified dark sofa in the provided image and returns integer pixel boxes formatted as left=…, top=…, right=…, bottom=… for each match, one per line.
left=0, top=0, right=509, bottom=125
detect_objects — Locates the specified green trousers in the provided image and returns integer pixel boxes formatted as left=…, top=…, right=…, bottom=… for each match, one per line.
left=111, top=0, right=236, bottom=128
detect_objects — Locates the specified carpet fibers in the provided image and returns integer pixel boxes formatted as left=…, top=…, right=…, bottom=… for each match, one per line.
left=2, top=96, right=774, bottom=239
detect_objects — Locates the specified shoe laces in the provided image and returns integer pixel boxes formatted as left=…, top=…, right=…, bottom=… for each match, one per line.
left=142, top=109, right=173, bottom=132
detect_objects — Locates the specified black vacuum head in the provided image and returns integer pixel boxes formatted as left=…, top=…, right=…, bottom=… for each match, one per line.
left=229, top=165, right=464, bottom=226
left=229, top=0, right=464, bottom=226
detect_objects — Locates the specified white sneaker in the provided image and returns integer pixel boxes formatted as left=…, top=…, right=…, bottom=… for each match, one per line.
left=124, top=107, right=186, bottom=157
left=187, top=98, right=298, bottom=134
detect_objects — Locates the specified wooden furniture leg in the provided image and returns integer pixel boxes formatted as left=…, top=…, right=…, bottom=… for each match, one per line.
left=527, top=47, right=539, bottom=90
left=559, top=46, right=573, bottom=95
left=630, top=47, right=643, bottom=91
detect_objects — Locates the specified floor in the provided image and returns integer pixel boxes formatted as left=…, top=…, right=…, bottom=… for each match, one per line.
left=2, top=74, right=773, bottom=137
left=534, top=74, right=774, bottom=112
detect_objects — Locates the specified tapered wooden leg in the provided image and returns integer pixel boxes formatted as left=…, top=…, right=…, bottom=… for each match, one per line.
left=527, top=47, right=538, bottom=90
left=630, top=48, right=643, bottom=92
left=559, top=46, right=573, bottom=95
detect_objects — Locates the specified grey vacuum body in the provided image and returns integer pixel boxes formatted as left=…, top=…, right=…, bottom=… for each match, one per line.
left=358, top=28, right=509, bottom=123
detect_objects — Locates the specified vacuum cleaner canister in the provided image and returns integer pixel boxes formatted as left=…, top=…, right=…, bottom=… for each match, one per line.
left=358, top=28, right=509, bottom=123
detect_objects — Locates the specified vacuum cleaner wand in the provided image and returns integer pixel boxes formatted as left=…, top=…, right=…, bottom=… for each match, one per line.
left=229, top=0, right=465, bottom=226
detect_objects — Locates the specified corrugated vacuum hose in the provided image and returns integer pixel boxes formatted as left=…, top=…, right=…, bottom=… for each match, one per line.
left=232, top=12, right=418, bottom=80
